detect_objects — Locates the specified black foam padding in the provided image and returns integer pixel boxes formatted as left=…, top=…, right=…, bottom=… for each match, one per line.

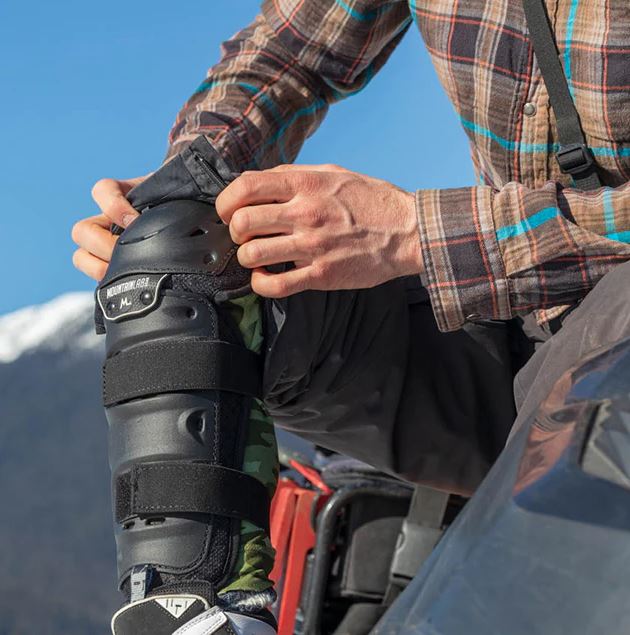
left=103, top=339, right=262, bottom=406
left=115, top=462, right=270, bottom=532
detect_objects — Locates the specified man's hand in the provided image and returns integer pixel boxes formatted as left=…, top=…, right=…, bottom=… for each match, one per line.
left=216, top=164, right=422, bottom=298
left=71, top=176, right=146, bottom=280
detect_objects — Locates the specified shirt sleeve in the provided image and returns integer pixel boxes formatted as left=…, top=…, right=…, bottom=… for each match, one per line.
left=416, top=179, right=630, bottom=332
left=166, top=0, right=411, bottom=169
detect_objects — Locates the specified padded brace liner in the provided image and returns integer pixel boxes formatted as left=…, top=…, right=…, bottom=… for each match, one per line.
left=103, top=339, right=262, bottom=406
left=115, top=462, right=270, bottom=532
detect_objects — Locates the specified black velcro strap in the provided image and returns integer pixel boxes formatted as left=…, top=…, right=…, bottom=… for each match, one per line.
left=103, top=339, right=261, bottom=406
left=522, top=0, right=601, bottom=191
left=115, top=462, right=270, bottom=532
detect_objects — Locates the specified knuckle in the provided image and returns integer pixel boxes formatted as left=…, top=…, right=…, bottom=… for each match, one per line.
left=91, top=178, right=113, bottom=200
left=248, top=242, right=263, bottom=263
left=230, top=210, right=250, bottom=238
left=96, top=261, right=108, bottom=280
left=270, top=277, right=289, bottom=296
left=297, top=172, right=321, bottom=193
left=103, top=196, right=129, bottom=220
left=306, top=230, right=324, bottom=247
left=303, top=205, right=324, bottom=228
left=236, top=172, right=262, bottom=197
left=71, top=220, right=84, bottom=244
left=310, top=261, right=328, bottom=282
left=238, top=243, right=258, bottom=267
left=283, top=203, right=302, bottom=223
left=299, top=232, right=321, bottom=255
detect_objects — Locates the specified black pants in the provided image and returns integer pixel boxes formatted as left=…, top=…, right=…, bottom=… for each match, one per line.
left=261, top=261, right=630, bottom=495
left=125, top=142, right=630, bottom=496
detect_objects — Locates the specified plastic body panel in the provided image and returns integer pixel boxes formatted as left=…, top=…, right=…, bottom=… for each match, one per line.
left=373, top=337, right=630, bottom=635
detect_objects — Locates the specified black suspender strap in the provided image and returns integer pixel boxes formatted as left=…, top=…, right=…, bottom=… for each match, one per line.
left=522, top=0, right=601, bottom=191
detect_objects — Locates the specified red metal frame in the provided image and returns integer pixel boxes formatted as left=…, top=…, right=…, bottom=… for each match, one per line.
left=270, top=467, right=332, bottom=635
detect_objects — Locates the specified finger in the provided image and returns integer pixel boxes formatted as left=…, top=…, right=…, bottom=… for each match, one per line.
left=71, top=215, right=118, bottom=262
left=91, top=177, right=143, bottom=228
left=251, top=265, right=313, bottom=298
left=72, top=248, right=109, bottom=281
left=237, top=235, right=305, bottom=269
left=216, top=171, right=299, bottom=224
left=72, top=213, right=112, bottom=232
left=229, top=203, right=293, bottom=244
left=265, top=163, right=350, bottom=173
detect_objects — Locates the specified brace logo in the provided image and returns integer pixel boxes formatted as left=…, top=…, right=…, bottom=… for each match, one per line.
left=155, top=597, right=197, bottom=619
left=98, top=273, right=167, bottom=322
left=105, top=276, right=151, bottom=299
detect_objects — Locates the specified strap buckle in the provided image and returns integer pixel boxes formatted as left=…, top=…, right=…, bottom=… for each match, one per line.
left=556, top=143, right=595, bottom=176
left=383, top=486, right=449, bottom=605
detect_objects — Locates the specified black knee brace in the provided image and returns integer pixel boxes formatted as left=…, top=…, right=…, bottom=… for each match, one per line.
left=95, top=196, right=269, bottom=605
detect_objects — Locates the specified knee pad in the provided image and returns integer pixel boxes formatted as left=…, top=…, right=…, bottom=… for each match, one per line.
left=95, top=199, right=268, bottom=605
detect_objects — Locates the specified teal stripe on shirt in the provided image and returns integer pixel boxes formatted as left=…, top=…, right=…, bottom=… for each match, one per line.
left=496, top=205, right=630, bottom=244
left=496, top=207, right=560, bottom=241
left=195, top=80, right=284, bottom=125
left=564, top=0, right=580, bottom=98
left=605, top=231, right=630, bottom=243
left=334, top=0, right=380, bottom=21
left=460, top=116, right=630, bottom=158
left=603, top=188, right=616, bottom=234
left=247, top=99, right=328, bottom=167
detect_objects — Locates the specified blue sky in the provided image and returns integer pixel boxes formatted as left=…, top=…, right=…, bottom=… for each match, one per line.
left=0, top=0, right=474, bottom=315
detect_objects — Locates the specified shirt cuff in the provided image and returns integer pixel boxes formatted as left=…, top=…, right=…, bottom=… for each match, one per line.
left=166, top=130, right=251, bottom=173
left=416, top=186, right=512, bottom=332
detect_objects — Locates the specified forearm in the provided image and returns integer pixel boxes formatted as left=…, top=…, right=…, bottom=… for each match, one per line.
left=166, top=0, right=411, bottom=170
left=166, top=14, right=332, bottom=170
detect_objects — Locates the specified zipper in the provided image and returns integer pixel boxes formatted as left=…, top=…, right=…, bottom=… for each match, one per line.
left=192, top=150, right=228, bottom=190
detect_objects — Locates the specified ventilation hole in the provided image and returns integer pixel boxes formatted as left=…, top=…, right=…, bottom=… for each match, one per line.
left=215, top=219, right=223, bottom=225
left=189, top=227, right=207, bottom=237
left=192, top=416, right=204, bottom=432
left=204, top=252, right=218, bottom=265
left=122, top=521, right=135, bottom=530
left=185, top=307, right=197, bottom=319
left=145, top=517, right=166, bottom=526
left=185, top=411, right=206, bottom=437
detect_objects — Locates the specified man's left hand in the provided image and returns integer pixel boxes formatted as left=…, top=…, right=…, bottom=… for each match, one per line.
left=216, top=164, right=422, bottom=298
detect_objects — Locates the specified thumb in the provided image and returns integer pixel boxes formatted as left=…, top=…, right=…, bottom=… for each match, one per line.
left=91, top=176, right=146, bottom=229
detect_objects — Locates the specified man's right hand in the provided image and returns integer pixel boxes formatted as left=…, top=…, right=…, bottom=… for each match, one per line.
left=71, top=176, right=147, bottom=280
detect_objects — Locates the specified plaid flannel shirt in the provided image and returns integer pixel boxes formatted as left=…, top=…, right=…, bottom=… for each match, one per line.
left=167, top=0, right=630, bottom=332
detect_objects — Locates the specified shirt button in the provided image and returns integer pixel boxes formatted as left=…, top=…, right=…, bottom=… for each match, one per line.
left=523, top=102, right=537, bottom=117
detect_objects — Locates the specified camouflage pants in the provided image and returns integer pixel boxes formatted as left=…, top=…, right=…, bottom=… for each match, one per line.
left=220, top=295, right=278, bottom=599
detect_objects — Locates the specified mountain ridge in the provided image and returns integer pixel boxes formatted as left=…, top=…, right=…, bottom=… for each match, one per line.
left=0, top=293, right=311, bottom=634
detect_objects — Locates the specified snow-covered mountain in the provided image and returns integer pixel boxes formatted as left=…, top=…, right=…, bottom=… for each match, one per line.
left=0, top=292, right=313, bottom=634
left=0, top=292, right=100, bottom=364
left=0, top=292, right=116, bottom=634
